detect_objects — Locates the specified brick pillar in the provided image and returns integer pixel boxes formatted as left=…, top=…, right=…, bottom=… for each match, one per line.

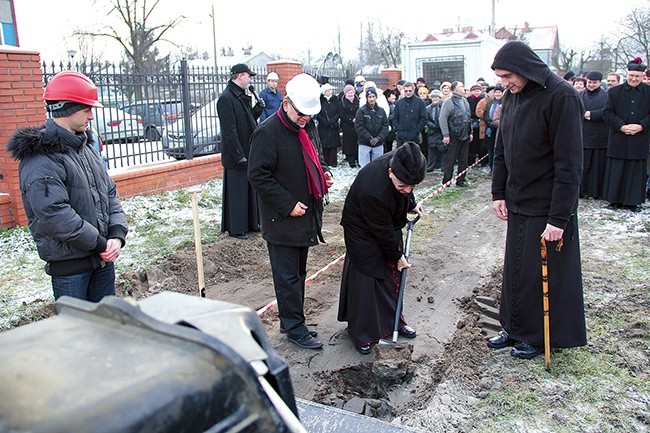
left=0, top=48, right=45, bottom=228
left=381, top=68, right=402, bottom=92
left=266, top=60, right=302, bottom=97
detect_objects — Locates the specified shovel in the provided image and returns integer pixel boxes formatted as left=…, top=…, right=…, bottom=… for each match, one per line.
left=391, top=215, right=420, bottom=343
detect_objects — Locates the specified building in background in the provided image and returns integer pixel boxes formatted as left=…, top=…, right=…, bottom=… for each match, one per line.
left=0, top=0, right=18, bottom=46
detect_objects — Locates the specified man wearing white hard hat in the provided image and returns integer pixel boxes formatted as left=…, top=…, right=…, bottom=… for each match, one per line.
left=249, top=73, right=335, bottom=350
left=259, top=71, right=283, bottom=122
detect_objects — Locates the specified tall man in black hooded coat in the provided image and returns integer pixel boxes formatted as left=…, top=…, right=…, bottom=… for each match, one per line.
left=488, top=41, right=587, bottom=359
left=337, top=142, right=425, bottom=355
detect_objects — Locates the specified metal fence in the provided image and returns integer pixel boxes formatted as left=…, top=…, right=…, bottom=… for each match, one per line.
left=41, top=61, right=380, bottom=170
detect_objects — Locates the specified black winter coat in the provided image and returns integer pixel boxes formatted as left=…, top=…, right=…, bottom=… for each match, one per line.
left=354, top=103, right=389, bottom=146
left=217, top=80, right=262, bottom=169
left=491, top=43, right=583, bottom=229
left=391, top=96, right=427, bottom=142
left=317, top=95, right=341, bottom=149
left=7, top=120, right=128, bottom=274
left=248, top=109, right=330, bottom=247
left=339, top=96, right=359, bottom=155
left=579, top=87, right=608, bottom=149
left=602, top=82, right=650, bottom=160
left=340, top=152, right=415, bottom=279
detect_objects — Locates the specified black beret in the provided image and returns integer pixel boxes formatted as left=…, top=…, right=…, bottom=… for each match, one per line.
left=585, top=71, right=603, bottom=81
left=563, top=70, right=576, bottom=81
left=390, top=142, right=425, bottom=185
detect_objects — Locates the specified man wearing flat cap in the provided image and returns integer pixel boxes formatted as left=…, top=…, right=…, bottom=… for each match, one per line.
left=579, top=71, right=609, bottom=199
left=217, top=63, right=265, bottom=239
left=602, top=57, right=650, bottom=212
left=338, top=142, right=425, bottom=355
left=488, top=41, right=586, bottom=360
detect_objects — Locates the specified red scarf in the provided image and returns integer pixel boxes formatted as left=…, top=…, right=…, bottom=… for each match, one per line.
left=278, top=108, right=328, bottom=200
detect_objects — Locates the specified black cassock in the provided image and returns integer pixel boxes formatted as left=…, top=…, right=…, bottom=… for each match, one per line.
left=337, top=152, right=414, bottom=347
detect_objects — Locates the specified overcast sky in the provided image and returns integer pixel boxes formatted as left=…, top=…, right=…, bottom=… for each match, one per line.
left=14, top=0, right=644, bottom=64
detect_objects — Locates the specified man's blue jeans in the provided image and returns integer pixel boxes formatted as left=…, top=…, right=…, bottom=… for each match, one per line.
left=51, top=262, right=116, bottom=302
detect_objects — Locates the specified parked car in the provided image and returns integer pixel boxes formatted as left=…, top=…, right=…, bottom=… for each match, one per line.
left=91, top=106, right=144, bottom=144
left=161, top=99, right=221, bottom=160
left=122, top=100, right=185, bottom=140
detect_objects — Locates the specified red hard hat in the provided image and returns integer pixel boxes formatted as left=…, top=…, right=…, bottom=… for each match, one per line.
left=43, top=71, right=103, bottom=108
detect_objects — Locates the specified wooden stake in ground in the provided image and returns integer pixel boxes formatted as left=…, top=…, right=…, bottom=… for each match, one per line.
left=188, top=187, right=205, bottom=298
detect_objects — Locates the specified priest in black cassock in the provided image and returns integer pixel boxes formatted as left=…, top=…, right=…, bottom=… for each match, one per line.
left=337, top=142, right=425, bottom=355
left=602, top=57, right=650, bottom=212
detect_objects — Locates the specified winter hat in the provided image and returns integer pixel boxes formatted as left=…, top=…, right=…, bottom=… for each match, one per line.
left=585, top=71, right=603, bottom=81
left=440, top=81, right=451, bottom=90
left=470, top=83, right=482, bottom=91
left=345, top=78, right=355, bottom=86
left=493, top=83, right=504, bottom=92
left=46, top=100, right=90, bottom=118
left=627, top=57, right=646, bottom=72
left=390, top=142, right=426, bottom=185
left=397, top=79, right=406, bottom=85
left=429, top=89, right=443, bottom=98
left=343, top=84, right=355, bottom=94
left=563, top=70, right=576, bottom=81
left=320, top=83, right=334, bottom=94
left=365, top=87, right=377, bottom=97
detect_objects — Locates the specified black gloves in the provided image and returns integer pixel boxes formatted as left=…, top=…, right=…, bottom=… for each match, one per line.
left=236, top=156, right=248, bottom=166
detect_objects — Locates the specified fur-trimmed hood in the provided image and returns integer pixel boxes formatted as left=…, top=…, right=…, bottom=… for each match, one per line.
left=7, top=119, right=94, bottom=161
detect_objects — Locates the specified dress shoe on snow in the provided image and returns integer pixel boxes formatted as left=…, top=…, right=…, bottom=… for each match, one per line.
left=487, top=330, right=516, bottom=349
left=280, top=326, right=318, bottom=337
left=355, top=344, right=371, bottom=355
left=288, top=334, right=323, bottom=350
left=398, top=325, right=417, bottom=338
left=510, top=342, right=543, bottom=359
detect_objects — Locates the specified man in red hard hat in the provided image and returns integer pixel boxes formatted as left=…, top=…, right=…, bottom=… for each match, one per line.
left=7, top=71, right=128, bottom=302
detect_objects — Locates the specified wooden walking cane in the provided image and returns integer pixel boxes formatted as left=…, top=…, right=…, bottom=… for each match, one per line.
left=540, top=237, right=563, bottom=370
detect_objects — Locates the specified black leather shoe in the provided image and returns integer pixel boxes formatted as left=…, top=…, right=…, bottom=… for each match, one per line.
left=230, top=232, right=248, bottom=240
left=510, top=342, right=543, bottom=359
left=280, top=326, right=318, bottom=337
left=398, top=325, right=417, bottom=338
left=288, top=334, right=323, bottom=350
left=355, top=344, right=371, bottom=355
left=487, top=330, right=516, bottom=349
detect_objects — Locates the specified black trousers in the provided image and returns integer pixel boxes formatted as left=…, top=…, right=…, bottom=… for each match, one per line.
left=442, top=137, right=469, bottom=185
left=267, top=243, right=310, bottom=339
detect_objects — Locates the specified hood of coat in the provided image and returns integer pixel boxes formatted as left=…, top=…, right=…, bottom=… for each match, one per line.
left=491, top=41, right=551, bottom=87
left=7, top=119, right=93, bottom=161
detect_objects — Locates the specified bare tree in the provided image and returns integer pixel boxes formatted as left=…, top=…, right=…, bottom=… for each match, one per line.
left=77, top=0, right=185, bottom=74
left=611, top=5, right=650, bottom=69
left=361, top=20, right=403, bottom=68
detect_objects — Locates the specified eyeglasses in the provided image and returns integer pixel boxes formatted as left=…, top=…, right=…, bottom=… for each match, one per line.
left=287, top=98, right=311, bottom=118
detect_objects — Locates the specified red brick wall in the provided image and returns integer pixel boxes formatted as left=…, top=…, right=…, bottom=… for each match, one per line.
left=267, top=60, right=302, bottom=97
left=381, top=68, right=402, bottom=92
left=112, top=155, right=222, bottom=198
left=0, top=48, right=45, bottom=228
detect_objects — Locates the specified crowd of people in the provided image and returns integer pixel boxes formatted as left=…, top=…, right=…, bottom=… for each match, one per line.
left=7, top=45, right=648, bottom=361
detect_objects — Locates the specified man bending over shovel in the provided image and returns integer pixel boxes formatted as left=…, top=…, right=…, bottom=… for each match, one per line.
left=338, top=142, right=425, bottom=355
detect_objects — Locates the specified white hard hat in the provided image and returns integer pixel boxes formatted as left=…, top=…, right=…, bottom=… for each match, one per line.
left=286, top=73, right=321, bottom=115
left=267, top=72, right=279, bottom=81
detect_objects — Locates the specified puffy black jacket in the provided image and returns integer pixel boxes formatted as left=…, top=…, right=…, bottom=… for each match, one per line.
left=7, top=119, right=128, bottom=275
left=354, top=104, right=389, bottom=146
